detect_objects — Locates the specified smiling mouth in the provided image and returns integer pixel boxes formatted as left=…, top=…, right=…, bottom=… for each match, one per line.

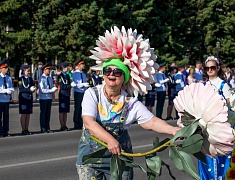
left=108, top=77, right=116, bottom=81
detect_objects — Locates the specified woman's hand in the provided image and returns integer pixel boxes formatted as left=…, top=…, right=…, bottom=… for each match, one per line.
left=107, top=138, right=122, bottom=155
left=171, top=126, right=181, bottom=136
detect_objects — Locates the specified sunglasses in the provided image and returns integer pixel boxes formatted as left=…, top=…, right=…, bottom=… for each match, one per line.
left=103, top=68, right=123, bottom=77
left=205, top=66, right=217, bottom=71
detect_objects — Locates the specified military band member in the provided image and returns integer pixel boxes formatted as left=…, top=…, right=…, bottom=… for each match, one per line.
left=0, top=59, right=14, bottom=137
left=18, top=65, right=36, bottom=135
left=71, top=59, right=89, bottom=130
left=38, top=62, right=57, bottom=133
left=58, top=62, right=71, bottom=131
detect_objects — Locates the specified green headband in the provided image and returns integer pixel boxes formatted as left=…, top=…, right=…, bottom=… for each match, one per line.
left=102, top=58, right=130, bottom=83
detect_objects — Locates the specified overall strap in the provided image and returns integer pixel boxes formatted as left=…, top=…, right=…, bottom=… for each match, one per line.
left=92, top=86, right=99, bottom=100
left=120, top=96, right=131, bottom=123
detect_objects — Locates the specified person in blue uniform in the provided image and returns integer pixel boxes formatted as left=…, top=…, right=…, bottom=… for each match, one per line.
left=38, top=62, right=57, bottom=133
left=0, top=59, right=14, bottom=137
left=58, top=62, right=71, bottom=131
left=155, top=62, right=169, bottom=119
left=18, top=65, right=36, bottom=135
left=71, top=59, right=89, bottom=130
left=174, top=64, right=186, bottom=119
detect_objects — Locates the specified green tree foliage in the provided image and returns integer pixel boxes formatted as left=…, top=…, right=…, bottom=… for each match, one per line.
left=1, top=0, right=235, bottom=75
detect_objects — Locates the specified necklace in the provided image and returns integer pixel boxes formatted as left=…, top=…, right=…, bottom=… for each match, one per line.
left=104, top=85, right=120, bottom=104
left=22, top=77, right=30, bottom=88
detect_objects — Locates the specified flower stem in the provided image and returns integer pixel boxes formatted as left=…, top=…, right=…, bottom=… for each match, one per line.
left=90, top=135, right=172, bottom=157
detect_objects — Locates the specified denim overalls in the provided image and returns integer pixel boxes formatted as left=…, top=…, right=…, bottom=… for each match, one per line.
left=76, top=87, right=134, bottom=180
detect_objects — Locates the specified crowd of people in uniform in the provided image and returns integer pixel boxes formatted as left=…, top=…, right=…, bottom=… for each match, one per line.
left=0, top=59, right=103, bottom=137
left=0, top=57, right=233, bottom=140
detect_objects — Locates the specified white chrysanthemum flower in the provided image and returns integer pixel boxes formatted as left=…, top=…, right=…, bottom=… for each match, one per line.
left=174, top=83, right=234, bottom=157
left=89, top=26, right=158, bottom=97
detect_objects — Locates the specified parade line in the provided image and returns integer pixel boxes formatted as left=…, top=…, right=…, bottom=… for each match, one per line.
left=0, top=144, right=153, bottom=169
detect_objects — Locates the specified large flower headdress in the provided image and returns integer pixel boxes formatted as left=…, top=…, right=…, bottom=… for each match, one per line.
left=174, top=83, right=234, bottom=157
left=89, top=26, right=159, bottom=97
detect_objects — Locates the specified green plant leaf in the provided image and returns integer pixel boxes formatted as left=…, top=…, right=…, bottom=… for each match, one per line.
left=171, top=119, right=199, bottom=143
left=181, top=134, right=203, bottom=154
left=193, top=151, right=207, bottom=164
left=146, top=156, right=162, bottom=174
left=111, top=155, right=126, bottom=180
left=118, top=156, right=146, bottom=173
left=169, top=147, right=199, bottom=180
left=181, top=110, right=197, bottom=126
left=82, top=147, right=107, bottom=164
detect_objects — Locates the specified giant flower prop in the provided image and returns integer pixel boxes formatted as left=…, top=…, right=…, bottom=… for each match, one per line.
left=89, top=26, right=159, bottom=97
left=174, top=83, right=234, bottom=157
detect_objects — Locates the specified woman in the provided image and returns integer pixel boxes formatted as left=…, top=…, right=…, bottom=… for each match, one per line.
left=198, top=55, right=232, bottom=180
left=187, top=66, right=196, bottom=85
left=18, top=65, right=36, bottom=135
left=75, top=26, right=180, bottom=180
left=58, top=62, right=71, bottom=131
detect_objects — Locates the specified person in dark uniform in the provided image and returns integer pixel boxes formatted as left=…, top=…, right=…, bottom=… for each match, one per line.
left=38, top=62, right=58, bottom=133
left=145, top=83, right=156, bottom=112
left=18, top=65, right=36, bottom=135
left=90, top=70, right=103, bottom=87
left=165, top=66, right=177, bottom=120
left=58, top=62, right=71, bottom=131
left=0, top=59, right=14, bottom=137
left=70, top=59, right=89, bottom=130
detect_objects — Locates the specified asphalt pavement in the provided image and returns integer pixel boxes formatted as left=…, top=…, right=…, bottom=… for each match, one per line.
left=0, top=99, right=196, bottom=180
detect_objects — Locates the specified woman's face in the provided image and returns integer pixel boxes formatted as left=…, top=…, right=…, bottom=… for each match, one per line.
left=205, top=60, right=219, bottom=78
left=103, top=66, right=124, bottom=87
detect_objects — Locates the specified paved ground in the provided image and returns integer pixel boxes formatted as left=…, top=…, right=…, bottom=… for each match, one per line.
left=0, top=98, right=196, bottom=180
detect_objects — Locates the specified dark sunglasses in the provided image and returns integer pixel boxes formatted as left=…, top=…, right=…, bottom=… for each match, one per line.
left=103, top=68, right=123, bottom=77
left=205, top=66, right=217, bottom=71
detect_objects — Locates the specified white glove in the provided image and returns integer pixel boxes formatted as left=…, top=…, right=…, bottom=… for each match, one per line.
left=175, top=79, right=181, bottom=84
left=0, top=89, right=8, bottom=93
left=163, top=78, right=170, bottom=83
left=82, top=82, right=90, bottom=87
left=30, top=86, right=36, bottom=92
left=9, top=88, right=15, bottom=92
left=51, top=87, right=58, bottom=92
left=6, top=89, right=12, bottom=94
left=155, top=83, right=161, bottom=87
left=71, top=82, right=76, bottom=87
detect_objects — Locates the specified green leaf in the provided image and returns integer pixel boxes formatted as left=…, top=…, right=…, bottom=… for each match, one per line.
left=169, top=147, right=199, bottom=180
left=181, top=111, right=197, bottom=126
left=111, top=155, right=126, bottom=180
left=171, top=120, right=199, bottom=143
left=82, top=147, right=107, bottom=164
left=118, top=156, right=146, bottom=173
left=155, top=138, right=171, bottom=152
left=181, top=134, right=203, bottom=154
left=146, top=156, right=162, bottom=174
left=193, top=151, right=207, bottom=164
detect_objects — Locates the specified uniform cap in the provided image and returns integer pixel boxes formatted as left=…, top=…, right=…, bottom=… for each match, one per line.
left=75, top=59, right=84, bottom=66
left=0, top=59, right=8, bottom=68
left=59, top=62, right=69, bottom=67
left=42, top=62, right=52, bottom=70
left=159, top=62, right=166, bottom=67
left=20, top=65, right=30, bottom=70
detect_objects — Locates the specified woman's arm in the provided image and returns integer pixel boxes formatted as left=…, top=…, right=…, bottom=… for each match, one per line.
left=140, top=116, right=180, bottom=135
left=83, top=115, right=122, bottom=155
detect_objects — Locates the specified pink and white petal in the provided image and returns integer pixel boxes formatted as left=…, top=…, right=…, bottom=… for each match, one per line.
left=130, top=71, right=142, bottom=82
left=201, top=93, right=225, bottom=121
left=206, top=123, right=234, bottom=146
